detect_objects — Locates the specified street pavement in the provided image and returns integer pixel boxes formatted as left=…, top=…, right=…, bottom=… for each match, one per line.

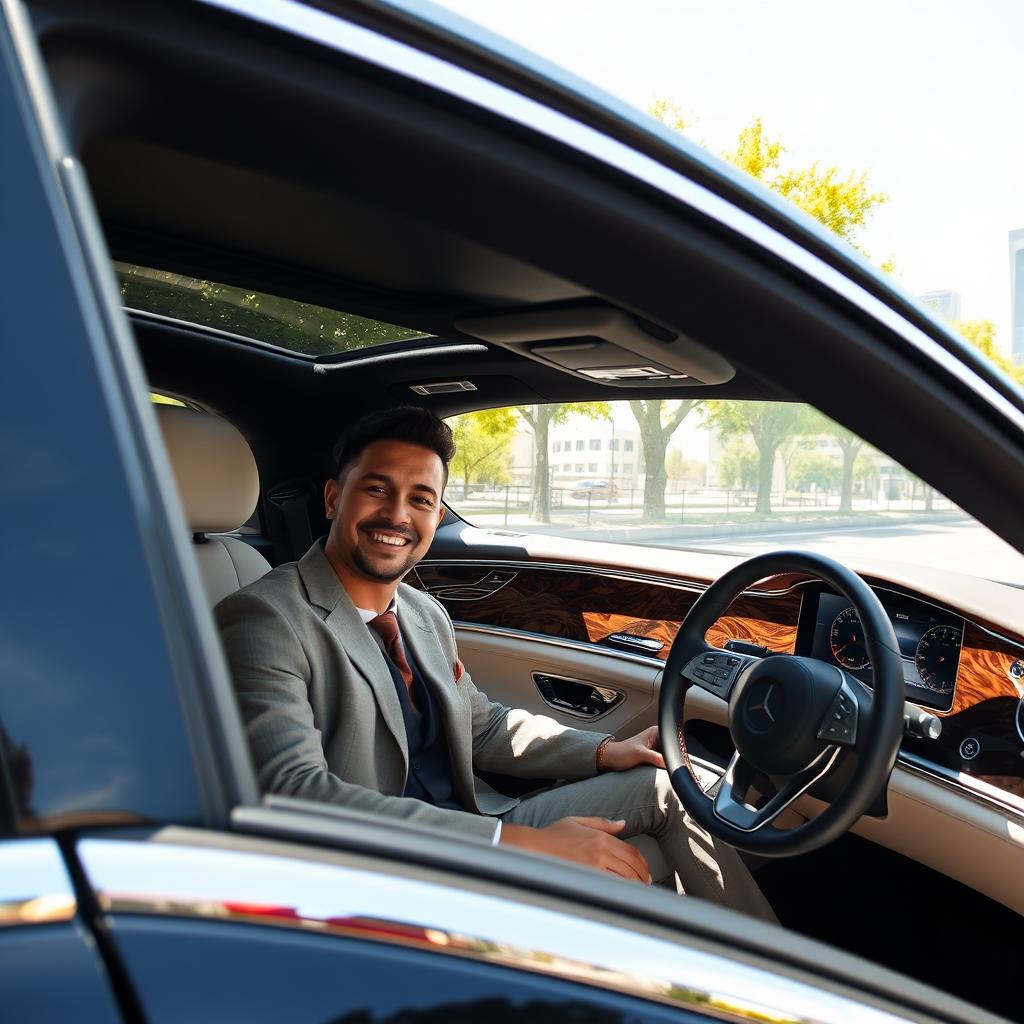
left=657, top=519, right=1024, bottom=587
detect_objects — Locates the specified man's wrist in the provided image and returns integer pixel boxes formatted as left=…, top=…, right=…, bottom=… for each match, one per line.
left=595, top=735, right=614, bottom=773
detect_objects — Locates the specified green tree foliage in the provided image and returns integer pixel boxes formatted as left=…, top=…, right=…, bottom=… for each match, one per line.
left=790, top=450, right=841, bottom=492
left=954, top=319, right=1024, bottom=384
left=516, top=403, right=610, bottom=522
left=628, top=400, right=699, bottom=518
left=448, top=409, right=518, bottom=495
left=802, top=411, right=865, bottom=513
left=704, top=402, right=816, bottom=513
left=665, top=449, right=706, bottom=488
left=117, top=263, right=424, bottom=356
left=717, top=438, right=758, bottom=491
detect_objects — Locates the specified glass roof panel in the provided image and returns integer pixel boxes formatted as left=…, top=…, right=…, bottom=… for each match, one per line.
left=116, top=262, right=431, bottom=356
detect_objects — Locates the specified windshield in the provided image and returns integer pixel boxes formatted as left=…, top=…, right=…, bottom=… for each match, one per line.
left=444, top=401, right=1024, bottom=587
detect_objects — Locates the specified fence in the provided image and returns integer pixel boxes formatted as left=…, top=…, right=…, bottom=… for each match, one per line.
left=447, top=483, right=958, bottom=529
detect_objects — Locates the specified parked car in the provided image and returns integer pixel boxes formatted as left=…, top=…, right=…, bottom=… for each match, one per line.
left=570, top=479, right=618, bottom=499
left=3, top=0, right=1022, bottom=1022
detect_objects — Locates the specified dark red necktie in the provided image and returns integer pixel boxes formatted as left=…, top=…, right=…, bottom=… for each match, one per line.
left=368, top=611, right=414, bottom=694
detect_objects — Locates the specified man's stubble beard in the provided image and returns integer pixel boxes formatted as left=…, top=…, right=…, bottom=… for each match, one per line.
left=350, top=544, right=420, bottom=583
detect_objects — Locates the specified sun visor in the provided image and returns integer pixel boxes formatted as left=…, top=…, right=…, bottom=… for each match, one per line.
left=456, top=306, right=734, bottom=387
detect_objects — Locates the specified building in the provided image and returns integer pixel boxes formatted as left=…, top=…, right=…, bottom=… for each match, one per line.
left=917, top=289, right=961, bottom=324
left=548, top=417, right=643, bottom=493
left=1010, top=229, right=1024, bottom=362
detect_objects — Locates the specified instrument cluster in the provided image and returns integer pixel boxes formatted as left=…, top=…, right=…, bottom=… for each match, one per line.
left=807, top=589, right=964, bottom=712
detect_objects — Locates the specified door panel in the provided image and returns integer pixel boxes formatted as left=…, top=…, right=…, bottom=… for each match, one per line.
left=455, top=625, right=731, bottom=739
left=455, top=626, right=660, bottom=738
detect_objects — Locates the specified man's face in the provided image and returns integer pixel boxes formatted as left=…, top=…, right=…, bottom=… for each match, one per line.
left=324, top=439, right=446, bottom=584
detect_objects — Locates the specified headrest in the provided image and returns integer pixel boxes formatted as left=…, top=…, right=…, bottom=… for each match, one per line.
left=156, top=405, right=260, bottom=534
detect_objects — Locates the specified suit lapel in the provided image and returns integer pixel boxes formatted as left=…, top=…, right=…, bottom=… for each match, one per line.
left=298, top=543, right=407, bottom=769
left=398, top=591, right=472, bottom=783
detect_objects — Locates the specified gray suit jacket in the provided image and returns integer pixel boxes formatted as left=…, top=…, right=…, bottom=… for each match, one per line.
left=215, top=542, right=606, bottom=841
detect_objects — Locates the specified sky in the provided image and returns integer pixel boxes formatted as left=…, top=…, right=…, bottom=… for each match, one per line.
left=432, top=0, right=1024, bottom=352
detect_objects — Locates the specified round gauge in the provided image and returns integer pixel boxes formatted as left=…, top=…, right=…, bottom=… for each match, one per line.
left=829, top=606, right=870, bottom=670
left=915, top=625, right=962, bottom=692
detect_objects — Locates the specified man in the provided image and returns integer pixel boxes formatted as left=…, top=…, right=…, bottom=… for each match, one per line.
left=217, top=407, right=775, bottom=920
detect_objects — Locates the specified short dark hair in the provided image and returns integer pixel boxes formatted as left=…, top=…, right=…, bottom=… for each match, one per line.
left=332, top=406, right=456, bottom=484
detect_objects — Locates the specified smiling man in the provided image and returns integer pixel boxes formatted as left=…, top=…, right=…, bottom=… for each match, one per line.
left=216, top=407, right=774, bottom=920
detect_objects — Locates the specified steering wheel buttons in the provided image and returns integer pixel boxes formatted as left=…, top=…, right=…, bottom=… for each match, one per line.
left=817, top=679, right=860, bottom=746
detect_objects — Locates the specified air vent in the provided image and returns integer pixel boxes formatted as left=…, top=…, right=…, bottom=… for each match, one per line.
left=410, top=381, right=478, bottom=395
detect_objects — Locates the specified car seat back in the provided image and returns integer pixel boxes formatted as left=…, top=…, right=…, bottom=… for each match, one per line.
left=157, top=404, right=271, bottom=605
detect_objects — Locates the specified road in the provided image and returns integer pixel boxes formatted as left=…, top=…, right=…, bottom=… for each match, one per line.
left=658, top=519, right=1024, bottom=587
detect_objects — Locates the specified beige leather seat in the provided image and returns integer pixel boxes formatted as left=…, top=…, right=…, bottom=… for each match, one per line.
left=157, top=404, right=271, bottom=606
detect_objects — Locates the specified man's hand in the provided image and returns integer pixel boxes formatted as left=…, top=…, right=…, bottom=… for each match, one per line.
left=500, top=817, right=651, bottom=883
left=600, top=725, right=665, bottom=773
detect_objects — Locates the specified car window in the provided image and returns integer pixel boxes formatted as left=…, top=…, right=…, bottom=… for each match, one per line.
left=118, top=262, right=429, bottom=357
left=445, top=401, right=1024, bottom=587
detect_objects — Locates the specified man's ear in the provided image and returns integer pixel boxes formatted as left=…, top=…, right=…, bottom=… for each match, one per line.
left=324, top=477, right=340, bottom=519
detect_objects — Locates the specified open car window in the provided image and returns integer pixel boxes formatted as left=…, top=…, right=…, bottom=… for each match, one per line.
left=445, top=401, right=1024, bottom=588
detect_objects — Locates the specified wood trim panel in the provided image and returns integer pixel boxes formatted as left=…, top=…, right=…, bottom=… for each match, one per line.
left=412, top=563, right=804, bottom=663
left=704, top=593, right=801, bottom=655
left=950, top=624, right=1024, bottom=716
left=582, top=612, right=682, bottom=656
left=583, top=593, right=801, bottom=659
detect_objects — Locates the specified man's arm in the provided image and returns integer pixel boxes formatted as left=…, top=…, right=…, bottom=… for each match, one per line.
left=216, top=590, right=498, bottom=843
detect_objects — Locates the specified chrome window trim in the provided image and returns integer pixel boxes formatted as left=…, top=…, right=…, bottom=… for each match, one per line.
left=78, top=836, right=916, bottom=1024
left=0, top=838, right=77, bottom=927
left=311, top=343, right=488, bottom=372
left=203, top=0, right=1024, bottom=435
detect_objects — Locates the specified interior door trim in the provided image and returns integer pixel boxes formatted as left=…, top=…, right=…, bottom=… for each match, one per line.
left=454, top=622, right=663, bottom=671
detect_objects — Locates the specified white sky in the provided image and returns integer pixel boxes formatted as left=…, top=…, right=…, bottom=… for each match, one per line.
left=433, top=0, right=1024, bottom=351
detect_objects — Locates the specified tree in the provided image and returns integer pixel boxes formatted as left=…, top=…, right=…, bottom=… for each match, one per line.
left=804, top=411, right=865, bottom=513
left=954, top=319, right=1024, bottom=384
left=666, top=449, right=706, bottom=488
left=717, top=438, right=758, bottom=491
left=515, top=403, right=610, bottom=522
left=723, top=118, right=888, bottom=251
left=628, top=400, right=699, bottom=518
left=649, top=109, right=890, bottom=513
left=448, top=409, right=518, bottom=496
left=704, top=402, right=816, bottom=513
left=790, top=450, right=841, bottom=492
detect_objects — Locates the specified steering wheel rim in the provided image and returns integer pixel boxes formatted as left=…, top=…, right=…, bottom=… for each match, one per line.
left=659, top=550, right=904, bottom=857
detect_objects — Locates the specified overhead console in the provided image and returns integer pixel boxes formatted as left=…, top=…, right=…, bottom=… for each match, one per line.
left=457, top=305, right=735, bottom=387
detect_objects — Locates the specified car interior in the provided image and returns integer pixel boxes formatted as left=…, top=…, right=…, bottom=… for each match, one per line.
left=25, top=0, right=1024, bottom=1018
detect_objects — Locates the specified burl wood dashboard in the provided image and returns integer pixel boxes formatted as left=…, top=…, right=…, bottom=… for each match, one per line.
left=412, top=560, right=1024, bottom=809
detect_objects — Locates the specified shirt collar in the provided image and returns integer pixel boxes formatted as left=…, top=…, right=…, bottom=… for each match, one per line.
left=357, top=595, right=398, bottom=624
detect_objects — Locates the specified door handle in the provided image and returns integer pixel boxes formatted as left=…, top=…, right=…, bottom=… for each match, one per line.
left=533, top=673, right=625, bottom=718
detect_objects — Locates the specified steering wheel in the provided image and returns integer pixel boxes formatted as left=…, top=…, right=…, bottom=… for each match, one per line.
left=659, top=551, right=904, bottom=857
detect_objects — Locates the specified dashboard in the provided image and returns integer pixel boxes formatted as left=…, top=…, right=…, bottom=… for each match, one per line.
left=415, top=557, right=1024, bottom=811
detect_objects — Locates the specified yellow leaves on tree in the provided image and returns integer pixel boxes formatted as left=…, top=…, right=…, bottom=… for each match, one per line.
left=724, top=118, right=888, bottom=246
left=954, top=320, right=1024, bottom=384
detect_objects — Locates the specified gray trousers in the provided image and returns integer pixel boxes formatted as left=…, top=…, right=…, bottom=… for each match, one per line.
left=500, top=765, right=777, bottom=924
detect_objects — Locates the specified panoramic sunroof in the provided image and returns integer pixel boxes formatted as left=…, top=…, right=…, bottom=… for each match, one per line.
left=116, top=262, right=431, bottom=356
